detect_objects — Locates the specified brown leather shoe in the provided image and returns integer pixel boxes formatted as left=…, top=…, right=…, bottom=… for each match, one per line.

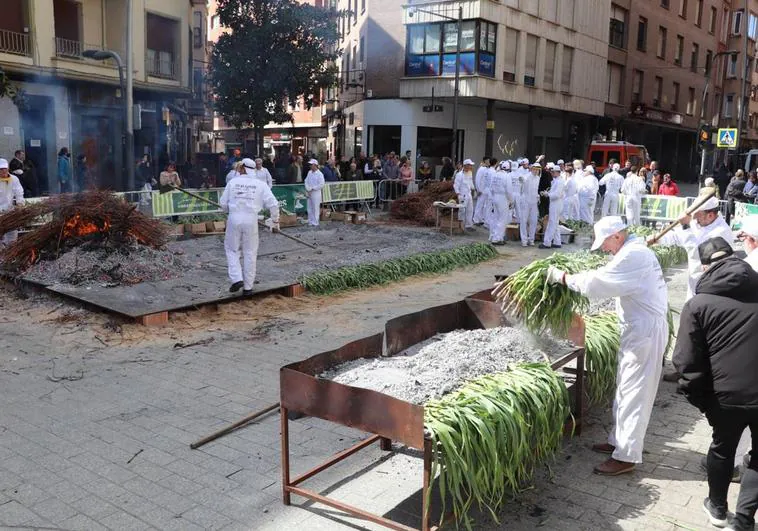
left=591, top=443, right=616, bottom=454
left=593, top=458, right=635, bottom=476
left=662, top=371, right=679, bottom=382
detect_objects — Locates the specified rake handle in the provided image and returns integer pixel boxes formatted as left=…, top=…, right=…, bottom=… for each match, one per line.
left=647, top=188, right=717, bottom=246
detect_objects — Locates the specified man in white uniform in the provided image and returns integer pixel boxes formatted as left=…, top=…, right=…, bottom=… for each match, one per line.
left=220, top=168, right=280, bottom=295
left=0, top=158, right=25, bottom=247
left=250, top=158, right=273, bottom=187
left=304, top=159, right=325, bottom=226
left=622, top=170, right=647, bottom=225
left=520, top=162, right=541, bottom=247
left=509, top=160, right=523, bottom=224
left=562, top=165, right=580, bottom=221
left=540, top=164, right=566, bottom=249
left=473, top=157, right=491, bottom=225
left=547, top=217, right=668, bottom=475
left=599, top=163, right=625, bottom=216
left=488, top=160, right=514, bottom=245
left=738, top=215, right=758, bottom=271
left=578, top=166, right=599, bottom=224
left=454, top=159, right=476, bottom=230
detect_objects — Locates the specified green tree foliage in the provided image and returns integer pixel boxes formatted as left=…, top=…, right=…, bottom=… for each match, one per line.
left=209, top=0, right=342, bottom=155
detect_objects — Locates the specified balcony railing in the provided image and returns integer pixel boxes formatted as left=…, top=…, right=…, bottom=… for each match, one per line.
left=55, top=36, right=83, bottom=58
left=0, top=29, right=31, bottom=56
left=146, top=49, right=177, bottom=80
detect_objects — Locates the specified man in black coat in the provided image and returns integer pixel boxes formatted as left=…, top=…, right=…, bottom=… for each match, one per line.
left=673, top=237, right=758, bottom=531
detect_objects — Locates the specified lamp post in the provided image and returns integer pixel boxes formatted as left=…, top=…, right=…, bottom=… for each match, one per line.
left=408, top=5, right=463, bottom=162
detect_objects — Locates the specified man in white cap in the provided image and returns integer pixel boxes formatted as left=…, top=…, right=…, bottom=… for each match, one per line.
left=520, top=162, right=541, bottom=246
left=488, top=160, right=514, bottom=245
left=738, top=215, right=758, bottom=271
left=220, top=163, right=280, bottom=295
left=546, top=216, right=668, bottom=475
left=652, top=195, right=734, bottom=301
left=473, top=157, right=491, bottom=225
left=510, top=160, right=523, bottom=223
left=622, top=168, right=648, bottom=225
left=250, top=158, right=273, bottom=188
left=0, top=158, right=25, bottom=247
left=578, top=166, right=599, bottom=224
left=539, top=164, right=566, bottom=249
left=304, top=159, right=325, bottom=226
left=454, top=159, right=476, bottom=230
left=599, top=163, right=625, bottom=216
left=562, top=164, right=580, bottom=221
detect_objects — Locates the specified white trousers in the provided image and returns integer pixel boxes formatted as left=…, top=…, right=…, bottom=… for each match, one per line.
left=307, top=190, right=322, bottom=226
left=563, top=195, right=580, bottom=221
left=519, top=200, right=539, bottom=244
left=488, top=196, right=510, bottom=243
left=579, top=194, right=596, bottom=225
left=609, top=319, right=668, bottom=463
left=543, top=199, right=563, bottom=247
left=510, top=193, right=522, bottom=223
left=602, top=193, right=619, bottom=217
left=457, top=193, right=474, bottom=228
left=473, top=193, right=491, bottom=225
left=625, top=198, right=641, bottom=226
left=224, top=217, right=259, bottom=291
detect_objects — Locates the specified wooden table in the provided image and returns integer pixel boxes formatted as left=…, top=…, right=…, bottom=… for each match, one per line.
left=434, top=203, right=463, bottom=235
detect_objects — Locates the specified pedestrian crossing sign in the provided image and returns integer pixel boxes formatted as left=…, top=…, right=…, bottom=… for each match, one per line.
left=717, top=128, right=738, bottom=148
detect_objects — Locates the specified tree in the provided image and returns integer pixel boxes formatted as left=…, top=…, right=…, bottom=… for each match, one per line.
left=0, top=68, right=28, bottom=110
left=209, top=0, right=342, bottom=157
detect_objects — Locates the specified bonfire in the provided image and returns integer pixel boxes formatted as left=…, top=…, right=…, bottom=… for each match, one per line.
left=389, top=181, right=457, bottom=226
left=0, top=191, right=169, bottom=273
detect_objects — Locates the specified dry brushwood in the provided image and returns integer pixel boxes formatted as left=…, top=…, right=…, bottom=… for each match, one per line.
left=0, top=191, right=169, bottom=271
left=390, top=181, right=457, bottom=226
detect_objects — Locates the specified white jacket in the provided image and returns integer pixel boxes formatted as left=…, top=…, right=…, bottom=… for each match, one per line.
left=489, top=170, right=513, bottom=201
left=622, top=176, right=647, bottom=200
left=510, top=171, right=523, bottom=196
left=453, top=171, right=475, bottom=196
left=599, top=171, right=625, bottom=196
left=578, top=174, right=599, bottom=198
left=547, top=176, right=566, bottom=201
left=521, top=172, right=541, bottom=205
left=220, top=175, right=279, bottom=221
left=305, top=170, right=325, bottom=193
left=249, top=168, right=273, bottom=188
left=474, top=166, right=489, bottom=194
left=564, top=175, right=578, bottom=198
left=0, top=176, right=25, bottom=212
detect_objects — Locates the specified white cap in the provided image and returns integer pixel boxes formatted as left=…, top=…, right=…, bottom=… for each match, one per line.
left=591, top=216, right=627, bottom=251
left=242, top=158, right=255, bottom=169
left=308, top=158, right=319, bottom=165
left=463, top=159, right=474, bottom=166
left=612, top=163, right=621, bottom=171
left=704, top=177, right=715, bottom=186
left=522, top=158, right=530, bottom=165
left=0, top=158, right=7, bottom=170
left=693, top=196, right=721, bottom=214
left=500, top=161, right=511, bottom=170
left=740, top=215, right=758, bottom=239
left=546, top=162, right=554, bottom=170
left=530, top=162, right=541, bottom=169
left=584, top=166, right=595, bottom=175
left=556, top=159, right=564, bottom=165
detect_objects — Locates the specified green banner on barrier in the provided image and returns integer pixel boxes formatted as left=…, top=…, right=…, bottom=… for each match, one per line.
left=618, top=194, right=689, bottom=221
left=151, top=190, right=221, bottom=217
left=321, top=181, right=375, bottom=203
left=272, top=185, right=308, bottom=214
left=732, top=201, right=758, bottom=229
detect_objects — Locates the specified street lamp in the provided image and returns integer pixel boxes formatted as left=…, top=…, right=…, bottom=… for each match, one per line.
left=83, top=48, right=135, bottom=191
left=408, top=5, right=463, bottom=162
left=699, top=49, right=738, bottom=186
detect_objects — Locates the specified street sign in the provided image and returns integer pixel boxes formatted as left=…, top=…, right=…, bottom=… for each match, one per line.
left=423, top=105, right=444, bottom=113
left=717, top=128, right=738, bottom=148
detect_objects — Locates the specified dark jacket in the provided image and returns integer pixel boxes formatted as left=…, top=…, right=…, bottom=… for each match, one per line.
left=673, top=257, right=758, bottom=412
left=322, top=164, right=339, bottom=182
left=725, top=177, right=746, bottom=201
left=439, top=162, right=455, bottom=181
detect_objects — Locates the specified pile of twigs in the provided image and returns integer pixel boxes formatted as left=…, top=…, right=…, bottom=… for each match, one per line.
left=390, top=181, right=457, bottom=226
left=0, top=191, right=168, bottom=271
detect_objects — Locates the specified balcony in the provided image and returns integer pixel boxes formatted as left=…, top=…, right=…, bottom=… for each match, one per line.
left=54, top=36, right=83, bottom=58
left=0, top=29, right=30, bottom=56
left=146, top=49, right=177, bottom=80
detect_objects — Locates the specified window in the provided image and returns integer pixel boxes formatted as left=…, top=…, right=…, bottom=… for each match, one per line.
left=750, top=13, right=758, bottom=40
left=480, top=22, right=497, bottom=53
left=193, top=11, right=203, bottom=48
left=702, top=93, right=708, bottom=118
left=679, top=0, right=687, bottom=19
left=361, top=0, right=365, bottom=13
left=561, top=46, right=573, bottom=92
left=637, top=17, right=647, bottom=51
left=632, top=69, right=643, bottom=102
left=359, top=36, right=364, bottom=63
left=661, top=0, right=669, bottom=9
left=544, top=40, right=557, bottom=88
left=653, top=76, right=662, bottom=107
left=657, top=26, right=667, bottom=59
left=674, top=35, right=683, bottom=65
left=672, top=82, right=680, bottom=110
left=607, top=62, right=623, bottom=104
left=503, top=27, right=518, bottom=82
left=724, top=93, right=734, bottom=118
left=589, top=151, right=604, bottom=166
left=690, top=43, right=699, bottom=73
left=561, top=0, right=575, bottom=29
left=353, top=0, right=357, bottom=24
left=210, top=14, right=219, bottom=29
left=734, top=9, right=744, bottom=35
left=686, top=87, right=696, bottom=115
left=609, top=5, right=626, bottom=49
left=406, top=20, right=497, bottom=78
left=543, top=0, right=558, bottom=22
left=352, top=44, right=357, bottom=69
left=694, top=0, right=702, bottom=26
left=705, top=49, right=712, bottom=75
left=524, top=33, right=538, bottom=86
left=709, top=6, right=716, bottom=33
left=728, top=53, right=738, bottom=78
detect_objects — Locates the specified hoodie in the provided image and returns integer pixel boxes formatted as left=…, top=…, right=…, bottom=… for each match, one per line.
left=673, top=257, right=758, bottom=412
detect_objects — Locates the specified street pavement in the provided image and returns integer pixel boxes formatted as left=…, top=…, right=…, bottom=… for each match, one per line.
left=0, top=234, right=738, bottom=531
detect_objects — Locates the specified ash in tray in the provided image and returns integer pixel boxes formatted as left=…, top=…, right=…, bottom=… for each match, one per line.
left=22, top=244, right=189, bottom=287
left=322, top=327, right=575, bottom=405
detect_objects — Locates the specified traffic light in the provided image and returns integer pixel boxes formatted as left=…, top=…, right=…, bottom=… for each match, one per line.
left=698, top=124, right=711, bottom=149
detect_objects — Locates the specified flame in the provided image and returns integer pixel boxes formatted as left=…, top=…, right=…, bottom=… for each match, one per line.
left=29, top=248, right=37, bottom=264
left=62, top=214, right=111, bottom=238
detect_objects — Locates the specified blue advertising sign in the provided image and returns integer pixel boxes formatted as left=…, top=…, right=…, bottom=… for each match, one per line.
left=406, top=55, right=425, bottom=76
left=478, top=52, right=495, bottom=77
left=423, top=56, right=440, bottom=76
left=442, top=52, right=476, bottom=75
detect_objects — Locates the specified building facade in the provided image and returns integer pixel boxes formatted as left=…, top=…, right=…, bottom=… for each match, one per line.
left=329, top=0, right=611, bottom=169
left=603, top=0, right=728, bottom=180
left=0, top=0, right=195, bottom=193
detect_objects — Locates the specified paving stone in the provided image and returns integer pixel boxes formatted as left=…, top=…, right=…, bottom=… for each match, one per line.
left=0, top=500, right=39, bottom=526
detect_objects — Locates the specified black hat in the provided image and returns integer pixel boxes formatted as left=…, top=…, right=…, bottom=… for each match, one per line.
left=698, top=237, right=734, bottom=265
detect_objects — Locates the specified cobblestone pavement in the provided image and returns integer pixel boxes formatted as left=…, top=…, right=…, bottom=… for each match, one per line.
left=0, top=236, right=734, bottom=531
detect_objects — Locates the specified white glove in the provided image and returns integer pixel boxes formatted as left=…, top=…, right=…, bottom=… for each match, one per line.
left=546, top=265, right=566, bottom=286
left=540, top=190, right=549, bottom=197
left=12, top=170, right=23, bottom=176
left=270, top=222, right=280, bottom=233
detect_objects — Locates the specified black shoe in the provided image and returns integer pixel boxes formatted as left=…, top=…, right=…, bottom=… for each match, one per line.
left=230, top=281, right=244, bottom=293
left=491, top=241, right=506, bottom=246
left=538, top=244, right=552, bottom=249
left=703, top=497, right=728, bottom=528
left=552, top=244, right=562, bottom=249
left=662, top=371, right=679, bottom=382
left=242, top=289, right=253, bottom=296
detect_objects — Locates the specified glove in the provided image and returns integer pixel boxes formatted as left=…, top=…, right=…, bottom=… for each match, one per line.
left=12, top=170, right=23, bottom=176
left=546, top=265, right=566, bottom=286
left=270, top=222, right=280, bottom=233
left=645, top=235, right=656, bottom=247
left=539, top=190, right=549, bottom=197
